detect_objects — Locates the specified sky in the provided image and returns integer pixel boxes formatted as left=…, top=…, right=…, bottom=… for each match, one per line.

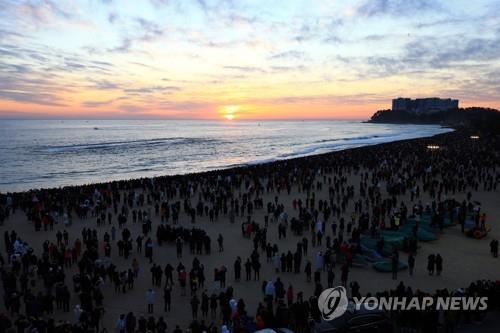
left=0, top=0, right=499, bottom=120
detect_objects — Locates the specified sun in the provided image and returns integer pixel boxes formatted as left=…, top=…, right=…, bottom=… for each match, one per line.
left=219, top=105, right=239, bottom=120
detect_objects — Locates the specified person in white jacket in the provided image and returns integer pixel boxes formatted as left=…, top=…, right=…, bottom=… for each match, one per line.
left=264, top=280, right=275, bottom=301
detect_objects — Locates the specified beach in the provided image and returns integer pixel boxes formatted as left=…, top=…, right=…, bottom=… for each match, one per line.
left=0, top=129, right=499, bottom=332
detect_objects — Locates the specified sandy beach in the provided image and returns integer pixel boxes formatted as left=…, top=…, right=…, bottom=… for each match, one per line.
left=0, top=129, right=499, bottom=332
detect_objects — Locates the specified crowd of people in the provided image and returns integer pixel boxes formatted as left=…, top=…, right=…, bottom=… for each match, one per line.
left=0, top=129, right=498, bottom=332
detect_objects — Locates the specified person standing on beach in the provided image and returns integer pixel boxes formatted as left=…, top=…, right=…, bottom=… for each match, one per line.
left=435, top=254, right=443, bottom=276
left=327, top=267, right=335, bottom=288
left=164, top=263, right=173, bottom=285
left=201, top=290, right=209, bottom=318
left=253, top=260, right=261, bottom=280
left=234, top=257, right=241, bottom=281
left=217, top=234, right=224, bottom=252
left=408, top=253, right=415, bottom=276
left=163, top=285, right=171, bottom=312
left=273, top=253, right=280, bottom=273
left=210, top=293, right=218, bottom=318
left=341, top=264, right=349, bottom=286
left=350, top=281, right=361, bottom=299
left=490, top=239, right=498, bottom=257
left=190, top=294, right=200, bottom=319
left=427, top=254, right=435, bottom=275
left=145, top=238, right=153, bottom=263
left=264, top=280, right=275, bottom=302
left=244, top=259, right=252, bottom=281
left=116, top=314, right=126, bottom=333
left=305, top=261, right=312, bottom=282
left=391, top=249, right=399, bottom=280
left=287, top=285, right=294, bottom=306
left=176, top=237, right=183, bottom=258
left=136, top=236, right=142, bottom=253
left=146, top=289, right=155, bottom=314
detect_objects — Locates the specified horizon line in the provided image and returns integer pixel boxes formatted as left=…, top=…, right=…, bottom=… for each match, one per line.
left=0, top=117, right=370, bottom=121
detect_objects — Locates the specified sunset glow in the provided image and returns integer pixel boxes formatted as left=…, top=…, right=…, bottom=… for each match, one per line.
left=219, top=105, right=239, bottom=120
left=0, top=0, right=499, bottom=119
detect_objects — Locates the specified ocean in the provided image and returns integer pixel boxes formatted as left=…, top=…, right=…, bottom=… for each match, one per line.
left=0, top=120, right=453, bottom=192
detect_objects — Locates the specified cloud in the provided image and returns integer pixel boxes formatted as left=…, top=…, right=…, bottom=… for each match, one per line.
left=339, top=28, right=500, bottom=80
left=91, top=60, right=114, bottom=67
left=0, top=90, right=66, bottom=107
left=253, top=93, right=387, bottom=106
left=149, top=0, right=170, bottom=6
left=136, top=17, right=164, bottom=41
left=224, top=65, right=266, bottom=73
left=293, top=23, right=317, bottom=42
left=117, top=99, right=216, bottom=116
left=155, top=100, right=215, bottom=113
left=200, top=39, right=235, bottom=48
left=19, top=0, right=74, bottom=23
left=356, top=0, right=440, bottom=17
left=34, top=56, right=114, bottom=75
left=82, top=99, right=116, bottom=108
left=428, top=35, right=500, bottom=66
left=0, top=39, right=118, bottom=109
left=268, top=50, right=305, bottom=60
left=89, top=79, right=121, bottom=90
left=415, top=17, right=464, bottom=29
left=119, top=104, right=147, bottom=113
left=123, top=86, right=181, bottom=95
left=223, top=12, right=257, bottom=28
left=104, top=17, right=165, bottom=54
left=108, top=38, right=132, bottom=53
left=0, top=67, right=74, bottom=107
left=0, top=63, right=30, bottom=73
left=362, top=34, right=389, bottom=42
left=269, top=65, right=306, bottom=73
left=196, top=0, right=208, bottom=13
left=0, top=28, right=25, bottom=40
left=108, top=12, right=118, bottom=24
left=83, top=96, right=128, bottom=107
left=0, top=48, right=19, bottom=57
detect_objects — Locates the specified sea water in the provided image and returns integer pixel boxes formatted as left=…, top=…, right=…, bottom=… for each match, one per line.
left=0, top=119, right=453, bottom=192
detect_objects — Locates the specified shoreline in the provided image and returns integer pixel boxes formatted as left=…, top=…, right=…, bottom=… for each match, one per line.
left=1, top=127, right=455, bottom=195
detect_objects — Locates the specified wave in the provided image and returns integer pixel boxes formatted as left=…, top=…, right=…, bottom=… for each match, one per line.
left=42, top=137, right=219, bottom=153
left=312, top=133, right=398, bottom=144
left=246, top=128, right=454, bottom=165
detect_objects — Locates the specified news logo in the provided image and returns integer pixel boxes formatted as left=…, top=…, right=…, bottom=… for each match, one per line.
left=318, top=286, right=349, bottom=321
